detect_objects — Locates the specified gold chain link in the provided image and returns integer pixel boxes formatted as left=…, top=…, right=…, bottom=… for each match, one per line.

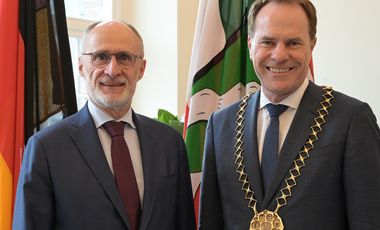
left=234, top=86, right=334, bottom=215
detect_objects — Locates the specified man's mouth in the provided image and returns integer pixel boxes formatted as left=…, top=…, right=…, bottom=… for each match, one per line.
left=101, top=81, right=125, bottom=87
left=267, top=67, right=293, bottom=73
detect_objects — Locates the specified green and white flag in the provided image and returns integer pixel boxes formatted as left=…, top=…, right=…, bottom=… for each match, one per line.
left=183, top=0, right=259, bottom=218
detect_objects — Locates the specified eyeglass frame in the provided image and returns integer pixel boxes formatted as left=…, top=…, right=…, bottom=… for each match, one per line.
left=81, top=50, right=144, bottom=69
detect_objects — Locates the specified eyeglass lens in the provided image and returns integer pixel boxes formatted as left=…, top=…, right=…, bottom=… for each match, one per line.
left=91, top=52, right=137, bottom=68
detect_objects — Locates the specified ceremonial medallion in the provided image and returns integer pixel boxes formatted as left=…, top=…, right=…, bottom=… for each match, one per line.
left=250, top=210, right=283, bottom=230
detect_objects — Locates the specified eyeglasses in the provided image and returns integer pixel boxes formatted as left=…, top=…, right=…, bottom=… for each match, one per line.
left=82, top=51, right=143, bottom=69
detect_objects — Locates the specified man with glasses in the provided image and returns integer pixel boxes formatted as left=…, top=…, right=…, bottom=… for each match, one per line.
left=13, top=21, right=195, bottom=230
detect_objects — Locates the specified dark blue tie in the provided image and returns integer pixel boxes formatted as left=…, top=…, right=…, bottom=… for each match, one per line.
left=261, top=104, right=288, bottom=193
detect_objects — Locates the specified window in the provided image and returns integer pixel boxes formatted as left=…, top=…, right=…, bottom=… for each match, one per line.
left=65, top=0, right=113, bottom=109
left=65, top=0, right=112, bottom=21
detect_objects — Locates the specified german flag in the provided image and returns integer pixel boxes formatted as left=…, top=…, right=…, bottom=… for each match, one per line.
left=0, top=1, right=77, bottom=229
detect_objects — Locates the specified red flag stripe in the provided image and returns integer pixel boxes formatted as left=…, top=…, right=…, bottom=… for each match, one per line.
left=0, top=0, right=25, bottom=229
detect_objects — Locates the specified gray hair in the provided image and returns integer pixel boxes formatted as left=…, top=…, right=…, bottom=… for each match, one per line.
left=81, top=20, right=145, bottom=57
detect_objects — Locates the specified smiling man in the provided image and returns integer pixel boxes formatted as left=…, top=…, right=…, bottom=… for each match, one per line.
left=13, top=21, right=195, bottom=230
left=198, top=0, right=380, bottom=229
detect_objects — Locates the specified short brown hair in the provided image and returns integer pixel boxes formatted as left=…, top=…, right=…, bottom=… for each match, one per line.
left=247, top=0, right=317, bottom=40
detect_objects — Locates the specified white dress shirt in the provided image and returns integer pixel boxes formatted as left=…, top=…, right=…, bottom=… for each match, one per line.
left=88, top=100, right=144, bottom=204
left=257, top=78, right=309, bottom=163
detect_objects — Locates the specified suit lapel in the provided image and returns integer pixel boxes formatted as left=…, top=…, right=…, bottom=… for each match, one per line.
left=262, top=82, right=324, bottom=208
left=242, top=91, right=265, bottom=205
left=70, top=106, right=130, bottom=228
left=133, top=112, right=158, bottom=230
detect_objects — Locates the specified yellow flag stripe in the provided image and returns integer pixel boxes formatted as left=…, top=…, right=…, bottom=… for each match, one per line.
left=0, top=152, right=13, bottom=230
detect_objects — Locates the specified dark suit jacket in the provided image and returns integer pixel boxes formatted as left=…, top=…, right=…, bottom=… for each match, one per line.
left=13, top=105, right=195, bottom=230
left=199, top=82, right=380, bottom=230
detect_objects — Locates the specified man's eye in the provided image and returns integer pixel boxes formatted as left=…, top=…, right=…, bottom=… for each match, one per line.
left=287, top=41, right=301, bottom=47
left=94, top=53, right=109, bottom=61
left=117, top=53, right=133, bottom=62
left=260, top=40, right=274, bottom=46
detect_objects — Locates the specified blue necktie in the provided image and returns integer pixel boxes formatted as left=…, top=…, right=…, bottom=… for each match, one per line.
left=261, top=104, right=288, bottom=193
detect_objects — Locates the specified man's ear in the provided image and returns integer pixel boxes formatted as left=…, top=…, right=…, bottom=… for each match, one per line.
left=78, top=57, right=85, bottom=77
left=247, top=36, right=254, bottom=59
left=311, top=37, right=317, bottom=51
left=248, top=36, right=252, bottom=50
left=138, top=59, right=147, bottom=80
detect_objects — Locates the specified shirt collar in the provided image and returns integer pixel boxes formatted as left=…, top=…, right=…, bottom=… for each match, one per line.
left=87, top=100, right=136, bottom=129
left=259, top=77, right=309, bottom=110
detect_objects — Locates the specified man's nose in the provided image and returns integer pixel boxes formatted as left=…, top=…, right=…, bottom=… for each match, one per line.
left=271, top=43, right=289, bottom=62
left=104, top=56, right=121, bottom=77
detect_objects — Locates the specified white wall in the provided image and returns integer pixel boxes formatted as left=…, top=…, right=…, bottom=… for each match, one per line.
left=125, top=1, right=178, bottom=118
left=312, top=0, right=380, bottom=120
